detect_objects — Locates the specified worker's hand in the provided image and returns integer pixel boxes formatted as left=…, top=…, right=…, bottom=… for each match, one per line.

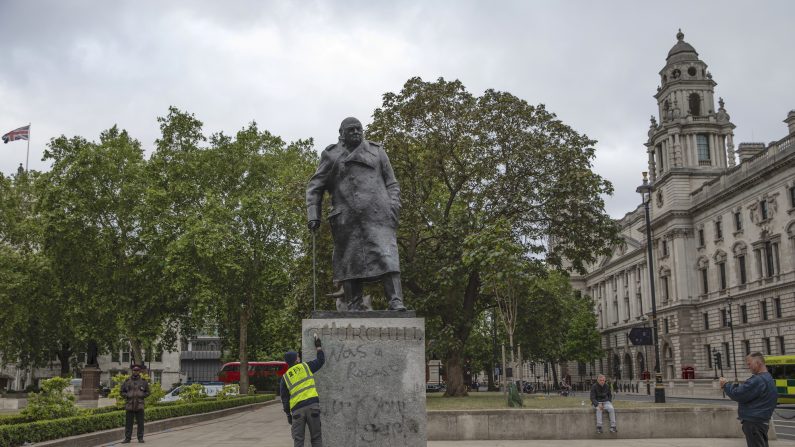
left=598, top=403, right=604, bottom=410
left=314, top=334, right=322, bottom=348
left=287, top=415, right=293, bottom=425
left=719, top=377, right=727, bottom=388
left=308, top=220, right=320, bottom=231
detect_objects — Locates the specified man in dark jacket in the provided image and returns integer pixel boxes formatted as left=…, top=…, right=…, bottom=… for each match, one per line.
left=721, top=352, right=778, bottom=447
left=280, top=336, right=325, bottom=447
left=590, top=374, right=617, bottom=434
left=121, top=364, right=150, bottom=443
left=306, top=117, right=406, bottom=312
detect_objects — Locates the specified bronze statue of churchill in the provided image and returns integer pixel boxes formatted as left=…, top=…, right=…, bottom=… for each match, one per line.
left=306, top=117, right=406, bottom=311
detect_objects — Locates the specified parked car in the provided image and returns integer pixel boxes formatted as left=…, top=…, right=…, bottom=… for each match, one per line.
left=426, top=383, right=445, bottom=393
left=160, top=382, right=226, bottom=403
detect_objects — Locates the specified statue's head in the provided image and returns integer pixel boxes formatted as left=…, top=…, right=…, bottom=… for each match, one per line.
left=338, top=117, right=363, bottom=148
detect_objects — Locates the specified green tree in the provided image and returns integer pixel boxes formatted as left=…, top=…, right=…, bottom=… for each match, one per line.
left=367, top=77, right=619, bottom=396
left=0, top=170, right=76, bottom=376
left=39, top=127, right=171, bottom=366
left=518, top=270, right=603, bottom=385
left=153, top=108, right=316, bottom=393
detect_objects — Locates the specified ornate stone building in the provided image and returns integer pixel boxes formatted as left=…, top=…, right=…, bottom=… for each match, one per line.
left=570, top=30, right=795, bottom=382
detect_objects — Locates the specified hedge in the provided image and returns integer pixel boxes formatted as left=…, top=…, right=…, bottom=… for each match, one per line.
left=0, top=394, right=273, bottom=447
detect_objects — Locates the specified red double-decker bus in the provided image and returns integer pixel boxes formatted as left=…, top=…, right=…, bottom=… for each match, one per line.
left=218, top=361, right=289, bottom=394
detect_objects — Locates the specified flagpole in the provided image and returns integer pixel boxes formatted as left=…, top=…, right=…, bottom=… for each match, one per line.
left=25, top=123, right=31, bottom=172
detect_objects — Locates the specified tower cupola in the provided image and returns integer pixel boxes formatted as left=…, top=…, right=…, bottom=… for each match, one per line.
left=646, top=30, right=736, bottom=182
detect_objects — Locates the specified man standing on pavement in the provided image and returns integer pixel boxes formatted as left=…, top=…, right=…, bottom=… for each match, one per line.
left=721, top=352, right=778, bottom=447
left=280, top=335, right=325, bottom=447
left=121, top=364, right=150, bottom=443
left=590, top=374, right=617, bottom=434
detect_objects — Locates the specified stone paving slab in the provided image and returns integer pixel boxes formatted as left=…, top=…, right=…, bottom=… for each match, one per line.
left=91, top=404, right=795, bottom=447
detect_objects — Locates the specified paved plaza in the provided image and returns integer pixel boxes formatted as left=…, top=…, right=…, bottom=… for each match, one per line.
left=92, top=403, right=795, bottom=447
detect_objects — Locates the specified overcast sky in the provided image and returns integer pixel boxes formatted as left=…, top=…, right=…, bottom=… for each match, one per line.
left=1, top=1, right=793, bottom=217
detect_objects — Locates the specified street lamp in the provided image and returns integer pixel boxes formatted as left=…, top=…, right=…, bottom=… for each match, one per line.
left=637, top=172, right=666, bottom=403
left=726, top=293, right=739, bottom=382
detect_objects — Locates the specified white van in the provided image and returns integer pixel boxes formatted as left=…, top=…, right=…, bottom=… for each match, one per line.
left=159, top=383, right=226, bottom=403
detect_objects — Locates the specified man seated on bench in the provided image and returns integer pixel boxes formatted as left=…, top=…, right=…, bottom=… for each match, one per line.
left=590, top=374, right=617, bottom=434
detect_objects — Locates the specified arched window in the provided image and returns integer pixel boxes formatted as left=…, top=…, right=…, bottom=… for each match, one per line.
left=689, top=93, right=701, bottom=116
left=697, top=256, right=710, bottom=295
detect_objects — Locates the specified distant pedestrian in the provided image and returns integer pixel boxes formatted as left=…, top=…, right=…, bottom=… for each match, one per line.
left=721, top=352, right=778, bottom=447
left=280, top=335, right=325, bottom=447
left=590, top=374, right=617, bottom=434
left=121, top=365, right=150, bottom=443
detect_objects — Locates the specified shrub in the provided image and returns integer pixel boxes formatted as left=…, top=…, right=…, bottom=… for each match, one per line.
left=0, top=395, right=273, bottom=446
left=216, top=384, right=239, bottom=400
left=177, top=383, right=207, bottom=403
left=20, top=377, right=78, bottom=421
left=108, top=372, right=165, bottom=407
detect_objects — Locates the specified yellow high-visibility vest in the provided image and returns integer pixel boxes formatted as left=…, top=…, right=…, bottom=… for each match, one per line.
left=284, top=362, right=319, bottom=410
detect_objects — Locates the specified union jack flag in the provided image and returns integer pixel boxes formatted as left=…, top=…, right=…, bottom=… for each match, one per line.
left=2, top=125, right=30, bottom=144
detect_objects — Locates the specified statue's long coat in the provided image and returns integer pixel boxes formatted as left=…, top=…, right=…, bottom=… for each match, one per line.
left=306, top=140, right=401, bottom=282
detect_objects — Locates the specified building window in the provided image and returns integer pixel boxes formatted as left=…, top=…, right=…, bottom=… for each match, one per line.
left=723, top=342, right=731, bottom=367
left=664, top=318, right=669, bottom=334
left=662, top=239, right=668, bottom=257
left=738, top=255, right=747, bottom=285
left=155, top=350, right=163, bottom=362
left=741, top=304, right=748, bottom=323
left=152, top=370, right=162, bottom=383
left=112, top=350, right=120, bottom=363
left=761, top=200, right=769, bottom=220
left=698, top=229, right=705, bottom=247
left=705, top=345, right=713, bottom=368
left=715, top=221, right=723, bottom=240
left=689, top=93, right=702, bottom=116
left=734, top=211, right=743, bottom=231
left=701, top=268, right=709, bottom=294
left=703, top=312, right=709, bottom=330
left=122, top=352, right=130, bottom=363
left=790, top=186, right=795, bottom=209
left=743, top=340, right=751, bottom=356
left=779, top=337, right=786, bottom=355
left=718, top=262, right=727, bottom=290
left=721, top=309, right=728, bottom=327
left=765, top=241, right=776, bottom=277
left=761, top=300, right=769, bottom=321
left=662, top=276, right=670, bottom=301
left=697, top=134, right=710, bottom=165
left=775, top=297, right=782, bottom=318
left=763, top=338, right=772, bottom=355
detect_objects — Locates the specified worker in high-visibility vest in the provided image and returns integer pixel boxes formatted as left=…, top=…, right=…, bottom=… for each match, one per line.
left=280, top=335, right=325, bottom=447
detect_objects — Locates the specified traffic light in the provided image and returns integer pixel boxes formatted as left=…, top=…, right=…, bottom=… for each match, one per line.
left=712, top=350, right=720, bottom=369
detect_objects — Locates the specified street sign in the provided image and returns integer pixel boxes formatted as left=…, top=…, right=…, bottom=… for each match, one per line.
left=628, top=327, right=653, bottom=345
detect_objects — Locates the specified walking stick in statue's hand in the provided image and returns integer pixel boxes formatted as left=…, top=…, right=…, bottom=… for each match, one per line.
left=312, top=229, right=317, bottom=312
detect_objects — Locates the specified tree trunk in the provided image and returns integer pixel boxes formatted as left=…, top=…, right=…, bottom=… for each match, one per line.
left=239, top=304, right=250, bottom=394
left=130, top=338, right=144, bottom=367
left=551, top=360, right=559, bottom=390
left=57, top=343, right=72, bottom=377
left=443, top=350, right=467, bottom=397
left=442, top=271, right=481, bottom=397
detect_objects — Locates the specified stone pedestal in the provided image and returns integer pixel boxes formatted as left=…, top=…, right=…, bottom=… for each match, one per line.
left=78, top=367, right=101, bottom=401
left=302, top=312, right=426, bottom=447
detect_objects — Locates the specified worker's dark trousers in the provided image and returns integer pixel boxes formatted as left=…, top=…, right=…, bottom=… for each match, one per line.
left=741, top=420, right=769, bottom=447
left=291, top=403, right=322, bottom=447
left=124, top=409, right=145, bottom=441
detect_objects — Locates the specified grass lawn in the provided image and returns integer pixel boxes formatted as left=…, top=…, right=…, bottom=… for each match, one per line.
left=425, top=392, right=721, bottom=411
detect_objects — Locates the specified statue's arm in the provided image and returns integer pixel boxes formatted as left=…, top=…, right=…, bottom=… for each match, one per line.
left=306, top=148, right=334, bottom=222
